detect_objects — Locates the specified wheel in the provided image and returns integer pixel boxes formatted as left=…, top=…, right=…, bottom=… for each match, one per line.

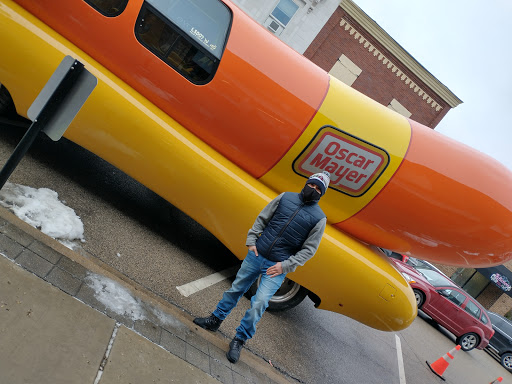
left=246, top=277, right=308, bottom=312
left=501, top=352, right=512, bottom=372
left=456, top=332, right=480, bottom=351
left=413, top=289, right=425, bottom=308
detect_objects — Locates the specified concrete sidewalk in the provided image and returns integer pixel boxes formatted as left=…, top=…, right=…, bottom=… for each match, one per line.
left=0, top=207, right=294, bottom=384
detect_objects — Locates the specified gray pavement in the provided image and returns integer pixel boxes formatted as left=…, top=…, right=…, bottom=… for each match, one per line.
left=0, top=206, right=294, bottom=384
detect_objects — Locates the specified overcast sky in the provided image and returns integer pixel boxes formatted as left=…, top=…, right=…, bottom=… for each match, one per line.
left=353, top=0, right=512, bottom=171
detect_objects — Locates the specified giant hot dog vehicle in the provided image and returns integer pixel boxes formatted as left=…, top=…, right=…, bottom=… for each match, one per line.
left=1, top=0, right=511, bottom=331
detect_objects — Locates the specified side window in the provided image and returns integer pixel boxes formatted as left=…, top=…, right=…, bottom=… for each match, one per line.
left=440, top=289, right=466, bottom=306
left=464, top=300, right=481, bottom=320
left=136, top=0, right=231, bottom=84
left=481, top=313, right=488, bottom=324
left=84, top=0, right=128, bottom=16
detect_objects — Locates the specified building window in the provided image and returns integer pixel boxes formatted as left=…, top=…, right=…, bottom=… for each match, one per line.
left=387, top=98, right=412, bottom=118
left=135, top=0, right=231, bottom=84
left=271, top=0, right=299, bottom=26
left=329, top=54, right=362, bottom=86
left=84, top=0, right=128, bottom=16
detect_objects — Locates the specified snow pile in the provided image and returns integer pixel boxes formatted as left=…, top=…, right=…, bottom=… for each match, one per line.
left=86, top=272, right=185, bottom=328
left=0, top=182, right=84, bottom=248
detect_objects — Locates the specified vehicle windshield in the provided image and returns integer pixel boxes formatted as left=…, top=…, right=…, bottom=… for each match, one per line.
left=406, top=257, right=438, bottom=271
left=416, top=267, right=454, bottom=287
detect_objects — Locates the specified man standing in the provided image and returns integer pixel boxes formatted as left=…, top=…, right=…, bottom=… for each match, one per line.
left=193, top=171, right=330, bottom=363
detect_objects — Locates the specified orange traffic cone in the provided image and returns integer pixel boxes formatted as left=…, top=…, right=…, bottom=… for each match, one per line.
left=426, top=345, right=461, bottom=380
left=489, top=378, right=503, bottom=384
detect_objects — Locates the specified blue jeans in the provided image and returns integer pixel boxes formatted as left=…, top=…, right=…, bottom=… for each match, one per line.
left=213, top=250, right=286, bottom=341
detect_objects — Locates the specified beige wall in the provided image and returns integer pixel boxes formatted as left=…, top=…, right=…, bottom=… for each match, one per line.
left=230, top=0, right=341, bottom=54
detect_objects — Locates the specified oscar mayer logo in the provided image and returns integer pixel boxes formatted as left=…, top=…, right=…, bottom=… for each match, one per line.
left=293, top=126, right=389, bottom=197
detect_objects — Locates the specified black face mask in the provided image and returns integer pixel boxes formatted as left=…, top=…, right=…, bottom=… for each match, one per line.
left=301, top=185, right=321, bottom=202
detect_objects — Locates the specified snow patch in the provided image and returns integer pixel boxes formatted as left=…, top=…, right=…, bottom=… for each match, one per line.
left=85, top=273, right=185, bottom=329
left=150, top=306, right=184, bottom=329
left=85, top=273, right=145, bottom=321
left=0, top=182, right=84, bottom=248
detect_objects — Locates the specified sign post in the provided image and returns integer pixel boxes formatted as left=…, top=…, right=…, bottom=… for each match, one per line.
left=0, top=56, right=97, bottom=189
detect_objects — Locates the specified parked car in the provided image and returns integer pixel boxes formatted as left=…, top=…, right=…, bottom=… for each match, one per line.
left=390, top=258, right=494, bottom=351
left=382, top=249, right=448, bottom=277
left=486, top=311, right=512, bottom=372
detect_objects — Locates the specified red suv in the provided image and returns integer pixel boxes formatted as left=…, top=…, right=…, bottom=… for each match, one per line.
left=390, top=258, right=494, bottom=351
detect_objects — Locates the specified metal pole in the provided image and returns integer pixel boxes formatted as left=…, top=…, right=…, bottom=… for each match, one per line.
left=0, top=119, right=43, bottom=188
left=0, top=60, right=84, bottom=190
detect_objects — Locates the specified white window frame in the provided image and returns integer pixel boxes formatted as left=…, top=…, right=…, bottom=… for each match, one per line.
left=270, top=0, right=299, bottom=27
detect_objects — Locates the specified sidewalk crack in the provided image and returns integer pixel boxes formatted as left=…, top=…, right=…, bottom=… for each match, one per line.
left=93, top=322, right=120, bottom=384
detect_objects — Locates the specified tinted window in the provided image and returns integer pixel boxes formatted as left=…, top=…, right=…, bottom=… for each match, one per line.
left=387, top=251, right=402, bottom=260
left=439, top=289, right=466, bottom=306
left=136, top=1, right=231, bottom=83
left=465, top=300, right=481, bottom=320
left=146, top=0, right=230, bottom=59
left=84, top=0, right=128, bottom=16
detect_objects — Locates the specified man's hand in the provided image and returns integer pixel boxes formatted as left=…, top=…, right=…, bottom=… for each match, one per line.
left=248, top=245, right=258, bottom=256
left=266, top=262, right=283, bottom=278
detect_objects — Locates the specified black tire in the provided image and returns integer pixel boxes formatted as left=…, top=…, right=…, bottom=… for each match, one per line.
left=413, top=289, right=425, bottom=308
left=0, top=84, right=16, bottom=116
left=246, top=277, right=308, bottom=312
left=501, top=352, right=512, bottom=372
left=456, top=332, right=480, bottom=351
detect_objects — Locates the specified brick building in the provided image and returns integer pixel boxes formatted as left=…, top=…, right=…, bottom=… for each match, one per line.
left=303, top=0, right=462, bottom=127
left=230, top=0, right=341, bottom=54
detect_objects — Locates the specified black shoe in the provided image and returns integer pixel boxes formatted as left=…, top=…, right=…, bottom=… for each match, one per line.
left=226, top=337, right=245, bottom=363
left=193, top=314, right=222, bottom=332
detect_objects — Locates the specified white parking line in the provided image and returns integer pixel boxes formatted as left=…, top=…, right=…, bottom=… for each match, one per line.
left=176, top=266, right=239, bottom=297
left=395, top=334, right=406, bottom=384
